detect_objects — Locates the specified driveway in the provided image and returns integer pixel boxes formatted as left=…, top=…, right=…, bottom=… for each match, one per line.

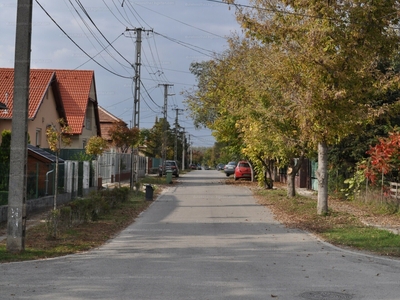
left=1, top=170, right=400, bottom=299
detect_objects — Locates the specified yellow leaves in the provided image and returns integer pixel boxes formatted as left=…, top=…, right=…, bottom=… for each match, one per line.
left=85, top=136, right=108, bottom=156
left=46, top=118, right=72, bottom=153
left=334, top=90, right=347, bottom=100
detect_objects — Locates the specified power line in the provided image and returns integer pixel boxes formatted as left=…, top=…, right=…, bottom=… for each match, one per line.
left=68, top=0, right=130, bottom=74
left=207, top=0, right=343, bottom=22
left=154, top=31, right=216, bottom=58
left=135, top=2, right=225, bottom=39
left=123, top=0, right=153, bottom=29
left=75, top=0, right=135, bottom=68
left=35, top=0, right=133, bottom=79
left=73, top=33, right=124, bottom=70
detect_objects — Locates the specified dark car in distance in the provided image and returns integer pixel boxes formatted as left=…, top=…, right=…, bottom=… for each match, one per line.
left=159, top=160, right=179, bottom=177
left=216, top=163, right=225, bottom=171
left=224, top=161, right=237, bottom=177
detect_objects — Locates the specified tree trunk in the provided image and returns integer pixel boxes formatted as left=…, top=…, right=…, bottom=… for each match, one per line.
left=286, top=157, right=304, bottom=197
left=317, top=142, right=328, bottom=215
left=54, top=155, right=58, bottom=210
left=287, top=172, right=296, bottom=197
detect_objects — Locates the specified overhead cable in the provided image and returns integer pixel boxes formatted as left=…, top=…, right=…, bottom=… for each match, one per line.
left=35, top=0, right=133, bottom=79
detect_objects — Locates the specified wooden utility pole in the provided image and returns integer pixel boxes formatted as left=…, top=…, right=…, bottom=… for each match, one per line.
left=181, top=129, right=186, bottom=171
left=159, top=84, right=173, bottom=167
left=173, top=108, right=183, bottom=162
left=125, top=27, right=152, bottom=190
left=7, top=0, right=33, bottom=253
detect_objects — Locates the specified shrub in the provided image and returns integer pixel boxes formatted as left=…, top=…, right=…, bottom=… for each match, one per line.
left=45, top=209, right=61, bottom=239
left=46, top=187, right=132, bottom=238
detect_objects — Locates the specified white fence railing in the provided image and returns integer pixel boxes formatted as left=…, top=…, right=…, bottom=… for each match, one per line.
left=96, top=151, right=147, bottom=184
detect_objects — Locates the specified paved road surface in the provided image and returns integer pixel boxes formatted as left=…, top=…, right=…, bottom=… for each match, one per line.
left=1, top=170, right=400, bottom=300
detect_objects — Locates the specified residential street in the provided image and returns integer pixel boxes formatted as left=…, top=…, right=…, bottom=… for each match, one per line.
left=1, top=170, right=400, bottom=300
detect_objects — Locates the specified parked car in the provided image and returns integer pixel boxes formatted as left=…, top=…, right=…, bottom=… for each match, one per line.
left=224, top=161, right=237, bottom=177
left=216, top=163, right=225, bottom=171
left=189, top=163, right=197, bottom=170
left=159, top=160, right=179, bottom=177
left=234, top=161, right=252, bottom=181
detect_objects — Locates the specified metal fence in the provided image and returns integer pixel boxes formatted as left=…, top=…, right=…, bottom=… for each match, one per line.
left=0, top=151, right=151, bottom=205
left=97, top=152, right=147, bottom=184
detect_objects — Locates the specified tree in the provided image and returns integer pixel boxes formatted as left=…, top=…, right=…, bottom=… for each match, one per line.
left=185, top=36, right=310, bottom=195
left=108, top=121, right=140, bottom=153
left=139, top=118, right=181, bottom=160
left=46, top=118, right=71, bottom=210
left=226, top=0, right=400, bottom=214
left=85, top=136, right=108, bottom=156
left=364, top=131, right=400, bottom=185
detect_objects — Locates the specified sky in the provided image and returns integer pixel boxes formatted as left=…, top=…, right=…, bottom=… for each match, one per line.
left=0, top=0, right=245, bottom=147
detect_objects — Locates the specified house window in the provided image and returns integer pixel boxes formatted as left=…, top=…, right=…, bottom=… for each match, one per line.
left=82, top=139, right=87, bottom=149
left=35, top=128, right=41, bottom=147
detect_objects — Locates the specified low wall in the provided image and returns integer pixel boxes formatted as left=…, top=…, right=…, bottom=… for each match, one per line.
left=0, top=187, right=97, bottom=223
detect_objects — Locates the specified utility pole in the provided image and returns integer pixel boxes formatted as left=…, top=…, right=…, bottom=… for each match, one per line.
left=125, top=27, right=152, bottom=190
left=181, top=129, right=186, bottom=171
left=159, top=84, right=173, bottom=168
left=173, top=108, right=183, bottom=162
left=189, top=135, right=193, bottom=165
left=7, top=0, right=32, bottom=253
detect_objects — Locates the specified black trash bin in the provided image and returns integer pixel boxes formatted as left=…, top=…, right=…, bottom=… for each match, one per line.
left=145, top=184, right=154, bottom=201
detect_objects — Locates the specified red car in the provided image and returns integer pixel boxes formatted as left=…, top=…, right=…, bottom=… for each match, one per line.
left=234, top=161, right=252, bottom=181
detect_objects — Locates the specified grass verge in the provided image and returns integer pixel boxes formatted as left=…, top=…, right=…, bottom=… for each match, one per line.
left=253, top=186, right=400, bottom=257
left=0, top=177, right=168, bottom=263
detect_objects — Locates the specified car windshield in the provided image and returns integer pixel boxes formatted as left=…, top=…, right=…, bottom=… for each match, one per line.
left=239, top=162, right=250, bottom=168
left=228, top=162, right=236, bottom=165
left=165, top=162, right=175, bottom=166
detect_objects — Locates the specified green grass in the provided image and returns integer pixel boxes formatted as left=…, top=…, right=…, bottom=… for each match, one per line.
left=0, top=187, right=154, bottom=263
left=254, top=186, right=400, bottom=257
left=321, top=227, right=400, bottom=256
left=2, top=179, right=399, bottom=261
left=139, top=176, right=168, bottom=185
left=0, top=247, right=69, bottom=262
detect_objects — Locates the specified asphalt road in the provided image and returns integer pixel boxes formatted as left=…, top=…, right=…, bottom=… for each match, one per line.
left=1, top=170, right=400, bottom=300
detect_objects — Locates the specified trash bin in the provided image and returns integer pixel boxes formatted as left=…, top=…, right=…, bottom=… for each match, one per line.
left=145, top=184, right=154, bottom=201
left=166, top=170, right=173, bottom=184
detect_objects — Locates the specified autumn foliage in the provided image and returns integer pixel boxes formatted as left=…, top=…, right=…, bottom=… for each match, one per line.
left=364, top=131, right=400, bottom=184
left=108, top=121, right=140, bottom=153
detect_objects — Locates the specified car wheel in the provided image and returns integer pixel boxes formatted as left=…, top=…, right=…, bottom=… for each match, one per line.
left=175, top=174, right=179, bottom=178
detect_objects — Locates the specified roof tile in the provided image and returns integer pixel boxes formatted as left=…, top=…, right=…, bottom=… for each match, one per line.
left=0, top=68, right=55, bottom=119
left=0, top=68, right=96, bottom=135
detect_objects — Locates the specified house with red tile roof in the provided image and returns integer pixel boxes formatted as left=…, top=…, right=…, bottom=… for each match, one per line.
left=98, top=106, right=127, bottom=145
left=0, top=68, right=101, bottom=149
left=0, top=68, right=66, bottom=148
left=55, top=69, right=101, bottom=149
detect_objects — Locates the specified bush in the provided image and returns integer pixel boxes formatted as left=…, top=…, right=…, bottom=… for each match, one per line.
left=112, top=186, right=130, bottom=202
left=45, top=187, right=131, bottom=239
left=45, top=209, right=61, bottom=239
left=69, top=197, right=93, bottom=225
